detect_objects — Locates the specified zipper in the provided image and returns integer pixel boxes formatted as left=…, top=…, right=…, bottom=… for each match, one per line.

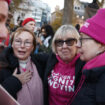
left=67, top=74, right=86, bottom=105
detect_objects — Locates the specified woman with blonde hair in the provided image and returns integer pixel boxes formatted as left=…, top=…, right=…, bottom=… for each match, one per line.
left=44, top=25, right=85, bottom=105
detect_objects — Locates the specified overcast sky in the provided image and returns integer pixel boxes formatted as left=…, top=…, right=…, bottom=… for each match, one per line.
left=80, top=0, right=93, bottom=3
left=42, top=0, right=64, bottom=13
left=42, top=0, right=102, bottom=13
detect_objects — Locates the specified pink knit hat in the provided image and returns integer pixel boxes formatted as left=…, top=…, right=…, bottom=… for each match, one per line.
left=80, top=8, right=105, bottom=45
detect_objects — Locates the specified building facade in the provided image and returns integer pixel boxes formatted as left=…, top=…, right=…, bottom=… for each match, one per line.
left=13, top=0, right=51, bottom=27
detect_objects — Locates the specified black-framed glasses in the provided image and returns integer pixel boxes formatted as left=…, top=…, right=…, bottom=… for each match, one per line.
left=14, top=39, right=33, bottom=47
left=55, top=38, right=77, bottom=47
left=79, top=37, right=93, bottom=46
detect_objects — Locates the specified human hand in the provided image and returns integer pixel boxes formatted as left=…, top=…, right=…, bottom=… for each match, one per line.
left=36, top=37, right=43, bottom=45
left=13, top=68, right=33, bottom=85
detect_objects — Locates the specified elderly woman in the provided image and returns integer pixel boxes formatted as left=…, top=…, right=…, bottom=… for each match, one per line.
left=44, top=25, right=85, bottom=105
left=70, top=8, right=105, bottom=105
left=0, top=27, right=48, bottom=105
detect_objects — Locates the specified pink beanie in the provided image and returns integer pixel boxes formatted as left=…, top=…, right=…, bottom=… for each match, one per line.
left=80, top=8, right=105, bottom=45
left=22, top=17, right=36, bottom=26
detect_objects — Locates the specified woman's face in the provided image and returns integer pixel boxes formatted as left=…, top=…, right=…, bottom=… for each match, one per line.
left=24, top=21, right=35, bottom=32
left=12, top=31, right=34, bottom=60
left=0, top=0, right=8, bottom=39
left=41, top=29, right=46, bottom=36
left=77, top=33, right=103, bottom=62
left=55, top=33, right=77, bottom=63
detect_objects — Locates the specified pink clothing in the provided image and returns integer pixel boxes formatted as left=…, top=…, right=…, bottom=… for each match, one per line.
left=17, top=57, right=43, bottom=105
left=80, top=8, right=105, bottom=45
left=48, top=55, right=79, bottom=105
left=83, top=52, right=105, bottom=70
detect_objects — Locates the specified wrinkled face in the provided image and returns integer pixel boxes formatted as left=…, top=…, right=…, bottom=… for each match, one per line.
left=77, top=33, right=103, bottom=62
left=24, top=21, right=35, bottom=32
left=12, top=31, right=34, bottom=60
left=55, top=33, right=77, bottom=63
left=0, top=0, right=8, bottom=40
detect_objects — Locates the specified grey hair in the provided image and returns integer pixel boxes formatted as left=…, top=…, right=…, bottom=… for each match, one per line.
left=52, top=25, right=80, bottom=53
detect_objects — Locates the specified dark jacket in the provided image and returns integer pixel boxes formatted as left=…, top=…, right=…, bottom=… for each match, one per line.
left=70, top=65, right=105, bottom=105
left=38, top=36, right=52, bottom=53
left=44, top=53, right=85, bottom=105
left=0, top=47, right=48, bottom=99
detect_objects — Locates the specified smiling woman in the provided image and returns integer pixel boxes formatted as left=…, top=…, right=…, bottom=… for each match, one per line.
left=11, top=28, right=35, bottom=60
left=0, top=27, right=48, bottom=105
left=44, top=25, right=85, bottom=105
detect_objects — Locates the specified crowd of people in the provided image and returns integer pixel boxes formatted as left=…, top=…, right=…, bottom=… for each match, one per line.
left=1, top=0, right=105, bottom=105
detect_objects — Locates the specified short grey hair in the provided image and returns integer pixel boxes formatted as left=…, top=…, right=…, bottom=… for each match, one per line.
left=52, top=25, right=80, bottom=53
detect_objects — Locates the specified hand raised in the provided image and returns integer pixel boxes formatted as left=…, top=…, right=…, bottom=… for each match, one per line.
left=13, top=68, right=33, bottom=85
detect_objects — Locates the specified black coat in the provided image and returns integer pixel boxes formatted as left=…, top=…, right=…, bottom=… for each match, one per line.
left=0, top=47, right=48, bottom=99
left=70, top=66, right=105, bottom=105
left=44, top=53, right=85, bottom=105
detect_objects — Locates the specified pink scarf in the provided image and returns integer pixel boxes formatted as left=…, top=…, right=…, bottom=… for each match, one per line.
left=83, top=52, right=105, bottom=70
left=17, top=57, right=43, bottom=105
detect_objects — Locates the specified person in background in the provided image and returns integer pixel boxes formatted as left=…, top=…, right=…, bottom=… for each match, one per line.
left=0, top=27, right=48, bottom=105
left=21, top=17, right=40, bottom=54
left=38, top=24, right=54, bottom=53
left=44, top=25, right=85, bottom=105
left=22, top=17, right=36, bottom=32
left=0, top=0, right=11, bottom=52
left=12, top=20, right=23, bottom=32
left=70, top=8, right=105, bottom=105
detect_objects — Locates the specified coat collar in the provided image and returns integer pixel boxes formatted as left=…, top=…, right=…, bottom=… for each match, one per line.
left=4, top=47, right=19, bottom=71
left=82, top=52, right=105, bottom=81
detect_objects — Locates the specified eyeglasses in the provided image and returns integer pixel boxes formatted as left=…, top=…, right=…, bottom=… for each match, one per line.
left=79, top=37, right=93, bottom=46
left=14, top=39, right=33, bottom=47
left=55, top=38, right=77, bottom=47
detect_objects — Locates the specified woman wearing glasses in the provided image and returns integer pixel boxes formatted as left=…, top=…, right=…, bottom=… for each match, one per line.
left=0, top=28, right=48, bottom=105
left=70, top=9, right=105, bottom=105
left=44, top=25, right=85, bottom=105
